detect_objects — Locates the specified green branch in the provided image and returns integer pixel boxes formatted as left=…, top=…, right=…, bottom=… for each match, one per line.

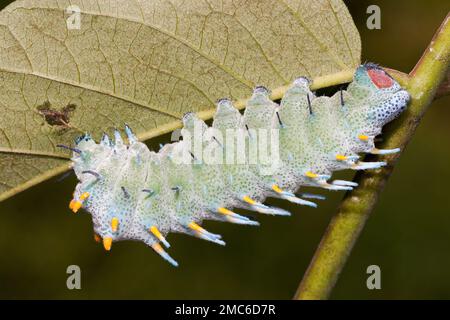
left=295, top=13, right=450, bottom=300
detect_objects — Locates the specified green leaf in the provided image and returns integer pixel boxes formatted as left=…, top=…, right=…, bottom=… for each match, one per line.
left=0, top=0, right=361, bottom=202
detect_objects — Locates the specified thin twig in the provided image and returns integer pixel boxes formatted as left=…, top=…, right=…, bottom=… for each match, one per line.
left=295, top=13, right=450, bottom=300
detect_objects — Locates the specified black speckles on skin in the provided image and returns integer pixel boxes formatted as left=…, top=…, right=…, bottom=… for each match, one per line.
left=373, top=91, right=409, bottom=123
left=68, top=72, right=410, bottom=261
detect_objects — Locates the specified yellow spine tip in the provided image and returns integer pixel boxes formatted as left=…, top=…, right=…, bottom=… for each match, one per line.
left=80, top=192, right=90, bottom=201
left=94, top=234, right=102, bottom=243
left=188, top=222, right=203, bottom=232
left=218, top=207, right=232, bottom=215
left=72, top=201, right=82, bottom=213
left=111, top=217, right=119, bottom=232
left=103, top=237, right=112, bottom=251
left=358, top=134, right=369, bottom=141
left=242, top=195, right=256, bottom=205
left=69, top=199, right=75, bottom=210
left=150, top=225, right=164, bottom=240
left=336, top=154, right=348, bottom=161
left=305, top=171, right=318, bottom=179
left=271, top=184, right=283, bottom=194
left=152, top=243, right=163, bottom=254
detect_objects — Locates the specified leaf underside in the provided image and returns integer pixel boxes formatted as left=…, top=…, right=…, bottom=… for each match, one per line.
left=0, top=0, right=361, bottom=202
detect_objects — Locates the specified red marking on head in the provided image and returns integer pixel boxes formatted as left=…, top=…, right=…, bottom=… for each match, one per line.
left=367, top=69, right=393, bottom=88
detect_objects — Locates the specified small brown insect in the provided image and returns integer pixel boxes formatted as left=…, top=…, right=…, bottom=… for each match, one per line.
left=37, top=101, right=76, bottom=127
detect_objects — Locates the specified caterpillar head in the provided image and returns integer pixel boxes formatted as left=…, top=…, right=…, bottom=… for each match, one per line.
left=354, top=63, right=410, bottom=127
left=354, top=63, right=401, bottom=92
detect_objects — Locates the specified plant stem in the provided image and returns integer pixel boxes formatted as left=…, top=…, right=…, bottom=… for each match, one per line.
left=295, top=13, right=450, bottom=300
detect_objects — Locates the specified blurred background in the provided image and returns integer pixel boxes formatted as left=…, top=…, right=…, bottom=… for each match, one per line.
left=0, top=0, right=448, bottom=299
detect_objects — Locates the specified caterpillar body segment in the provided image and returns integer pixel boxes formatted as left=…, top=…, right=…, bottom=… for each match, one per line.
left=69, top=64, right=410, bottom=266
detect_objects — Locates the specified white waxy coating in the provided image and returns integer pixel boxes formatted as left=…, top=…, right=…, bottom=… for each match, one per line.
left=70, top=64, right=410, bottom=266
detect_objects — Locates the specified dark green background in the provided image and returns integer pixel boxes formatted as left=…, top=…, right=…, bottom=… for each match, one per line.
left=0, top=0, right=449, bottom=299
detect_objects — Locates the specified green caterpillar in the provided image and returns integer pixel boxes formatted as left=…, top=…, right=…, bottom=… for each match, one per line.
left=65, top=63, right=409, bottom=267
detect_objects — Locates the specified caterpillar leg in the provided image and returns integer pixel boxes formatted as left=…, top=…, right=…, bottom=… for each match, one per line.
left=239, top=195, right=291, bottom=216
left=270, top=184, right=317, bottom=207
left=318, top=181, right=353, bottom=191
left=187, top=222, right=226, bottom=246
left=302, top=171, right=353, bottom=191
left=370, top=147, right=401, bottom=155
left=216, top=207, right=260, bottom=226
left=299, top=193, right=326, bottom=200
left=351, top=161, right=386, bottom=170
left=149, top=225, right=171, bottom=248
left=331, top=180, right=359, bottom=187
left=151, top=243, right=179, bottom=267
left=302, top=173, right=353, bottom=191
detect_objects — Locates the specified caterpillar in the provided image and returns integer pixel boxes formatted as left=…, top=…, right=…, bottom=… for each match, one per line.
left=63, top=63, right=410, bottom=267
